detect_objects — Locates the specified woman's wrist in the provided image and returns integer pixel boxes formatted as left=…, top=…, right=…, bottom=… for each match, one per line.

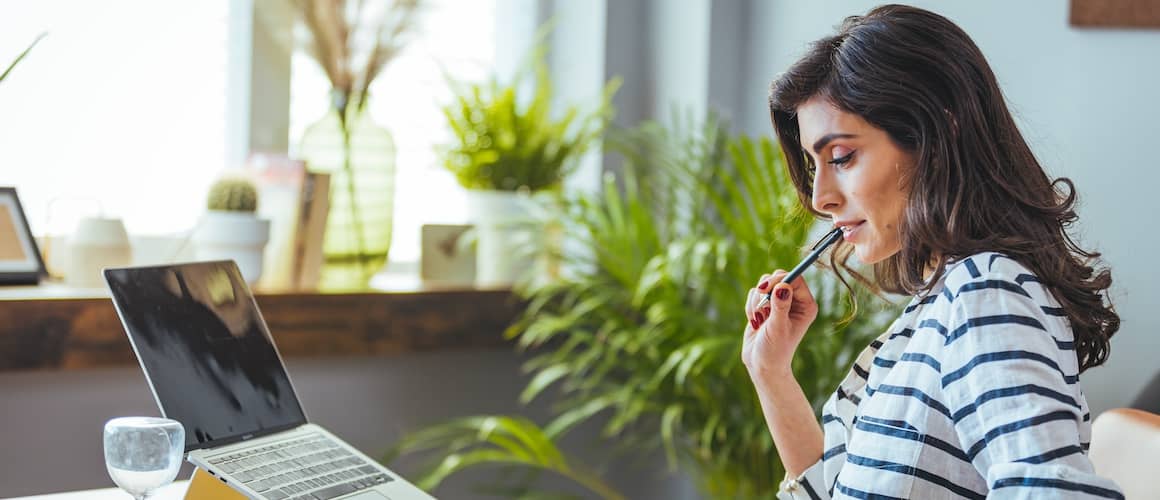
left=748, top=364, right=798, bottom=391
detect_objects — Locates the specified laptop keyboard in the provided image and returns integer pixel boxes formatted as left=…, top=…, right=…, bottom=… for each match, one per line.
left=207, top=433, right=394, bottom=500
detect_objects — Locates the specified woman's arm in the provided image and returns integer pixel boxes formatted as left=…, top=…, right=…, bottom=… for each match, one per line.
left=743, top=273, right=825, bottom=478
left=752, top=368, right=825, bottom=477
left=939, top=268, right=1124, bottom=499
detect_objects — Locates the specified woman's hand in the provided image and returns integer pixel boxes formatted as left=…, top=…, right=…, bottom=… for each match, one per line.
left=741, top=270, right=820, bottom=378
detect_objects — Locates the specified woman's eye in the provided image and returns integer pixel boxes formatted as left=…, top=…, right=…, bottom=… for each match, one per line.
left=828, top=149, right=855, bottom=166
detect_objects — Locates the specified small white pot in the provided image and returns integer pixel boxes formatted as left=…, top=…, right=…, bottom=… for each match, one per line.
left=192, top=211, right=271, bottom=284
left=465, top=189, right=538, bottom=287
left=66, top=217, right=132, bottom=288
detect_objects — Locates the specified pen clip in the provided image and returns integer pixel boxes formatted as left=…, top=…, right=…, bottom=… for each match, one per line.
left=810, top=227, right=843, bottom=251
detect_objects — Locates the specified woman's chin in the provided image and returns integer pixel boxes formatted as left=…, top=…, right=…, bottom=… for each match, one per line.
left=854, top=245, right=889, bottom=265
left=854, top=249, right=869, bottom=265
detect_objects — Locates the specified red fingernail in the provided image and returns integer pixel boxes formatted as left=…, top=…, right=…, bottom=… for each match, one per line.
left=756, top=311, right=765, bottom=323
left=758, top=279, right=770, bottom=290
left=750, top=318, right=759, bottom=329
left=776, top=288, right=790, bottom=301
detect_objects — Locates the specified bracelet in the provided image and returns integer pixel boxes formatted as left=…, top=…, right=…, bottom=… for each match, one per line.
left=779, top=476, right=801, bottom=493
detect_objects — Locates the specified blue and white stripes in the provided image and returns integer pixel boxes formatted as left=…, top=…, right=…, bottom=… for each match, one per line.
left=778, top=252, right=1123, bottom=499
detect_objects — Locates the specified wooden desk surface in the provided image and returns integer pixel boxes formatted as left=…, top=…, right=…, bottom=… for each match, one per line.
left=0, top=283, right=523, bottom=373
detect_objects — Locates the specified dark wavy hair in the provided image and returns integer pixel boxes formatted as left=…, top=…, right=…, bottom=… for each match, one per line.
left=768, top=4, right=1117, bottom=371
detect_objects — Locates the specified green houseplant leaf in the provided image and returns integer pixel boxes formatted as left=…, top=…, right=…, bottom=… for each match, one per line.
left=388, top=113, right=900, bottom=499
left=440, top=45, right=621, bottom=192
left=385, top=415, right=626, bottom=500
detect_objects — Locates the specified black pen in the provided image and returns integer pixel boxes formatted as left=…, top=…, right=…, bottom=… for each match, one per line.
left=757, top=227, right=844, bottom=309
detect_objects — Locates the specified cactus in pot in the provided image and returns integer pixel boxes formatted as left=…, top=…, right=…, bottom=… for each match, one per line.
left=193, top=176, right=271, bottom=285
left=207, top=178, right=259, bottom=212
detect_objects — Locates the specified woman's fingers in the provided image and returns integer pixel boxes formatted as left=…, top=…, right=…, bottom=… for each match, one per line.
left=768, top=283, right=795, bottom=318
left=756, top=273, right=774, bottom=293
left=745, top=287, right=761, bottom=328
left=747, top=269, right=820, bottom=331
left=747, top=271, right=787, bottom=328
left=765, top=271, right=817, bottom=320
left=747, top=273, right=776, bottom=314
left=782, top=273, right=818, bottom=307
left=759, top=270, right=792, bottom=313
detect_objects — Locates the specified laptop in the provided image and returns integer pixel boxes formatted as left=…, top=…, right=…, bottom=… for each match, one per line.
left=104, top=260, right=436, bottom=500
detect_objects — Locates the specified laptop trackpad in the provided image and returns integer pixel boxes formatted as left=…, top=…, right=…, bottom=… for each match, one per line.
left=343, top=492, right=390, bottom=500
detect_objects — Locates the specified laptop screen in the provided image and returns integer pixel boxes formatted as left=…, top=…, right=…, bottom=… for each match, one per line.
left=105, top=261, right=307, bottom=451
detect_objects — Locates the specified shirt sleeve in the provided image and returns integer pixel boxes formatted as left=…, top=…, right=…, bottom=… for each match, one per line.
left=778, top=458, right=828, bottom=500
left=938, top=270, right=1123, bottom=499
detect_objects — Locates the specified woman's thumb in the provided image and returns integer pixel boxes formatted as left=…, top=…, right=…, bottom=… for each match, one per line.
left=770, top=284, right=793, bottom=313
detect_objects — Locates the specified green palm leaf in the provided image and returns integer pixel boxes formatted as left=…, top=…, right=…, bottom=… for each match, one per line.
left=385, top=416, right=626, bottom=500
left=391, top=113, right=900, bottom=499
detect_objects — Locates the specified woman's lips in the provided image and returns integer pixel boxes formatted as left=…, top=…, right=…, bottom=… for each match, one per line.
left=841, top=221, right=865, bottom=241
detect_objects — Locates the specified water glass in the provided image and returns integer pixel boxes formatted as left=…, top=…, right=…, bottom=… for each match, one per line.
left=102, top=417, right=185, bottom=500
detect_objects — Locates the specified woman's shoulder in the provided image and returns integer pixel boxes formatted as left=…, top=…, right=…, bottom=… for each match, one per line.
left=938, top=251, right=1060, bottom=311
left=942, top=251, right=1039, bottom=290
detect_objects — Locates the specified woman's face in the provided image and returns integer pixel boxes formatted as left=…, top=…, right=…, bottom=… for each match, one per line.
left=796, top=96, right=913, bottom=264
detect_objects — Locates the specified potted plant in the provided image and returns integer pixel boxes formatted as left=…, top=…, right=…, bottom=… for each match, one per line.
left=387, top=116, right=900, bottom=498
left=441, top=47, right=620, bottom=287
left=192, top=177, right=271, bottom=284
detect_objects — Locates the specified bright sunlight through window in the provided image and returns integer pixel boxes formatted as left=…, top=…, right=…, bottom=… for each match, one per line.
left=1, top=0, right=494, bottom=268
left=0, top=0, right=229, bottom=238
left=288, top=0, right=496, bottom=264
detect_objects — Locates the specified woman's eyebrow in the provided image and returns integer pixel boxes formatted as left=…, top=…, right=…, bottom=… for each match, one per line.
left=811, top=133, right=858, bottom=154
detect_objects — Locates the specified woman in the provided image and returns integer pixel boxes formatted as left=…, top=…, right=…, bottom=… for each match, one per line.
left=745, top=5, right=1124, bottom=499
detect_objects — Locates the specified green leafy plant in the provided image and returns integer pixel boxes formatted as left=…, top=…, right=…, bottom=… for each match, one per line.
left=441, top=48, right=621, bottom=192
left=206, top=178, right=258, bottom=212
left=389, top=115, right=899, bottom=499
left=1, top=34, right=45, bottom=85
left=391, top=415, right=626, bottom=499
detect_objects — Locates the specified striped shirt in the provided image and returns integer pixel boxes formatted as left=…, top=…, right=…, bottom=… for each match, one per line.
left=778, top=252, right=1124, bottom=499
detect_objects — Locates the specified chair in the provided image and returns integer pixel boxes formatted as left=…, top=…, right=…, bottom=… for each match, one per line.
left=1089, top=408, right=1160, bottom=499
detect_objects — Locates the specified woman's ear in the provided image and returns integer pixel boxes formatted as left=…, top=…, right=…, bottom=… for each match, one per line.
left=894, top=155, right=918, bottom=192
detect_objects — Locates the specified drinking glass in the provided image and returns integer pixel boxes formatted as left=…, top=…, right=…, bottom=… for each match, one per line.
left=102, top=417, right=185, bottom=500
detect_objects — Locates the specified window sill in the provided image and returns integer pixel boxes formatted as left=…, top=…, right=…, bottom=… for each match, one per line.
left=0, top=283, right=522, bottom=373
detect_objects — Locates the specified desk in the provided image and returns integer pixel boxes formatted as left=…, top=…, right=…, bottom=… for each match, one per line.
left=8, top=481, right=189, bottom=499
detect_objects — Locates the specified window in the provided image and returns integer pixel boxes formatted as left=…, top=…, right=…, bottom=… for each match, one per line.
left=0, top=0, right=230, bottom=237
left=288, top=0, right=496, bottom=265
left=1, top=0, right=495, bottom=272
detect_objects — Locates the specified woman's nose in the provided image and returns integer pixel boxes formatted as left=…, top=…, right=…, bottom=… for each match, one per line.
left=811, top=167, right=842, bottom=214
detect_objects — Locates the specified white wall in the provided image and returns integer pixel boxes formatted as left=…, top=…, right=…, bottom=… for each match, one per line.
left=739, top=0, right=1160, bottom=415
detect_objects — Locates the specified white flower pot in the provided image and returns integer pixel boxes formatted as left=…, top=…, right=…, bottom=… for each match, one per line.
left=465, top=189, right=537, bottom=287
left=192, top=211, right=271, bottom=284
left=66, top=217, right=132, bottom=288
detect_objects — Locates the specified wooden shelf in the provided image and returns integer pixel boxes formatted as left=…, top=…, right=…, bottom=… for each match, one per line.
left=0, top=284, right=523, bottom=373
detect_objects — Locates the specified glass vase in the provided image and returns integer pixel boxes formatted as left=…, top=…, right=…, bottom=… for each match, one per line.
left=298, top=99, right=396, bottom=290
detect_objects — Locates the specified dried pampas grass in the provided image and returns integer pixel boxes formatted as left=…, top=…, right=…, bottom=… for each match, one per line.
left=294, top=0, right=422, bottom=117
left=1, top=33, right=45, bottom=85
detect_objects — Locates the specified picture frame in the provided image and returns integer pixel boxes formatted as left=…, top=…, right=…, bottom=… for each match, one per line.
left=1070, top=0, right=1160, bottom=28
left=420, top=224, right=476, bottom=286
left=0, top=186, right=47, bottom=285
